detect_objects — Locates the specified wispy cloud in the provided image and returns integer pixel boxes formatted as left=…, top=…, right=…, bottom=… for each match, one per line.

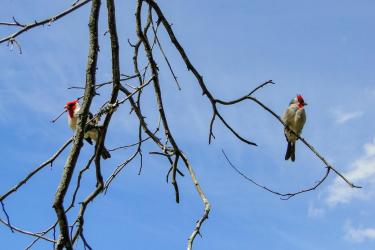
left=335, top=110, right=364, bottom=124
left=307, top=203, right=325, bottom=218
left=345, top=222, right=375, bottom=243
left=326, top=138, right=375, bottom=206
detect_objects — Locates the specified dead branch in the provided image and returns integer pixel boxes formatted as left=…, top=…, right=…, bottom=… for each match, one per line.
left=0, top=201, right=13, bottom=233
left=0, top=17, right=26, bottom=27
left=0, top=0, right=92, bottom=44
left=53, top=0, right=101, bottom=249
left=144, top=0, right=257, bottom=146
left=222, top=149, right=331, bottom=200
left=215, top=85, right=361, bottom=189
left=149, top=11, right=181, bottom=90
left=180, top=152, right=210, bottom=250
left=1, top=1, right=361, bottom=250
left=0, top=138, right=73, bottom=202
left=0, top=218, right=55, bottom=243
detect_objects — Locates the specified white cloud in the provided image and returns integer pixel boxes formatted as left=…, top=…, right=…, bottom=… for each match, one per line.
left=307, top=203, right=325, bottom=218
left=335, top=110, right=364, bottom=124
left=345, top=222, right=375, bottom=243
left=326, top=138, right=375, bottom=206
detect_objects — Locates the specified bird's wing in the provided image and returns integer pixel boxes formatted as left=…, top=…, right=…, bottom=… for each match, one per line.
left=87, top=112, right=96, bottom=124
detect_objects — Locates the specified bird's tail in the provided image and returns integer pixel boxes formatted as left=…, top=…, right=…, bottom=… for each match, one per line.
left=101, top=146, right=111, bottom=160
left=285, top=142, right=296, bottom=162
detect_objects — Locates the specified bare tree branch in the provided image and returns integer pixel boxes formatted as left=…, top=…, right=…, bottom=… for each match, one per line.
left=0, top=218, right=55, bottom=243
left=0, top=0, right=92, bottom=44
left=137, top=0, right=182, bottom=203
left=53, top=0, right=101, bottom=249
left=71, top=0, right=122, bottom=244
left=0, top=201, right=13, bottom=233
left=180, top=152, right=210, bottom=250
left=0, top=17, right=26, bottom=27
left=222, top=149, right=331, bottom=200
left=0, top=138, right=73, bottom=202
left=1, top=1, right=360, bottom=250
left=149, top=11, right=181, bottom=90
left=144, top=0, right=257, bottom=146
left=215, top=88, right=361, bottom=189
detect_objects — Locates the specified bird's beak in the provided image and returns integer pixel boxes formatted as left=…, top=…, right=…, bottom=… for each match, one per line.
left=64, top=105, right=67, bottom=109
left=304, top=103, right=308, bottom=106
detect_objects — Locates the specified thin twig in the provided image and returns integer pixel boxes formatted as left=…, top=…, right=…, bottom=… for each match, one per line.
left=145, top=0, right=257, bottom=146
left=0, top=201, right=14, bottom=233
left=0, top=218, right=55, bottom=243
left=222, top=149, right=331, bottom=200
left=0, top=0, right=92, bottom=44
left=0, top=17, right=25, bottom=27
left=217, top=95, right=361, bottom=189
left=0, top=138, right=73, bottom=202
left=150, top=11, right=181, bottom=90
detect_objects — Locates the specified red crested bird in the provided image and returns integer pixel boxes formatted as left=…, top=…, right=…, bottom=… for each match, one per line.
left=282, top=94, right=307, bottom=162
left=65, top=100, right=111, bottom=159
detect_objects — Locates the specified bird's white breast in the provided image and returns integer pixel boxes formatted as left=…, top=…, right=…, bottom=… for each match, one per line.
left=68, top=108, right=80, bottom=131
left=283, top=103, right=306, bottom=142
left=68, top=116, right=77, bottom=130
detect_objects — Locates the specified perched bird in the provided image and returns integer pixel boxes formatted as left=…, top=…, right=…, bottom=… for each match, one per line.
left=65, top=100, right=111, bottom=159
left=282, top=94, right=307, bottom=162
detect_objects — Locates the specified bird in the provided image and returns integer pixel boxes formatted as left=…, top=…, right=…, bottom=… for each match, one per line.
left=282, top=94, right=307, bottom=162
left=65, top=100, right=111, bottom=159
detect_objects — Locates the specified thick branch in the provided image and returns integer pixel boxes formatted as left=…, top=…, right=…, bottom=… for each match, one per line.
left=53, top=0, right=101, bottom=249
left=71, top=0, right=121, bottom=244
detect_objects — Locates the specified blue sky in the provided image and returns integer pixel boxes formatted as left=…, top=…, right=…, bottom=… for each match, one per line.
left=1, top=0, right=375, bottom=249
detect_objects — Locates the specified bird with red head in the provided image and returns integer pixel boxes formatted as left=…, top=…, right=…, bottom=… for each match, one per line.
left=64, top=100, right=111, bottom=159
left=282, top=94, right=307, bottom=161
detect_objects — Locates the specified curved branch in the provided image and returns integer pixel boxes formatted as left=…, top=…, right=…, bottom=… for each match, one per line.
left=180, top=152, right=210, bottom=250
left=137, top=0, right=181, bottom=203
left=0, top=138, right=73, bottom=202
left=149, top=12, right=181, bottom=90
left=144, top=0, right=257, bottom=146
left=0, top=0, right=92, bottom=44
left=222, top=150, right=331, bottom=200
left=0, top=17, right=25, bottom=27
left=0, top=218, right=55, bottom=243
left=1, top=201, right=13, bottom=232
left=211, top=79, right=360, bottom=190
left=246, top=97, right=360, bottom=189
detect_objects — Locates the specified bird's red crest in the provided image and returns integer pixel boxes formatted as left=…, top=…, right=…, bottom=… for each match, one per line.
left=65, top=99, right=78, bottom=118
left=296, top=94, right=306, bottom=108
left=65, top=100, right=78, bottom=107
